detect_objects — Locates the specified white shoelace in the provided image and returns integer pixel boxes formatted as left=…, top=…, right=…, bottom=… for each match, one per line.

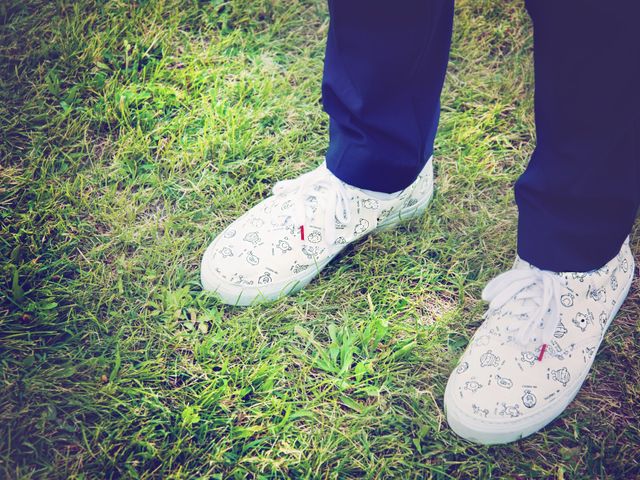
left=272, top=164, right=351, bottom=246
left=482, top=266, right=564, bottom=349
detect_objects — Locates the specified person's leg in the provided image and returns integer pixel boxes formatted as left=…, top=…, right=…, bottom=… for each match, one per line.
left=323, top=0, right=454, bottom=193
left=515, top=0, right=640, bottom=272
left=202, top=1, right=454, bottom=304
left=445, top=0, right=639, bottom=445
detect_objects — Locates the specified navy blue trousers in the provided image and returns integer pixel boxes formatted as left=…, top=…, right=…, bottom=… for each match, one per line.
left=323, top=0, right=640, bottom=272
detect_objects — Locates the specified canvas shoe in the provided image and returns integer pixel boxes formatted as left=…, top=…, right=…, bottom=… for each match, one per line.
left=444, top=238, right=635, bottom=444
left=201, top=159, right=434, bottom=305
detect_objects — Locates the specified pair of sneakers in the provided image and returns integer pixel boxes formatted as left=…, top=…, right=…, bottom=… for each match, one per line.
left=200, top=159, right=635, bottom=445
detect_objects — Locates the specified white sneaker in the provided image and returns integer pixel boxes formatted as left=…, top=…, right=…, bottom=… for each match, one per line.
left=201, top=159, right=434, bottom=305
left=444, top=239, right=635, bottom=444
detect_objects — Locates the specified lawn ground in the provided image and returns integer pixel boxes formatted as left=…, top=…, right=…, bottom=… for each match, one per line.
left=1, top=0, right=639, bottom=478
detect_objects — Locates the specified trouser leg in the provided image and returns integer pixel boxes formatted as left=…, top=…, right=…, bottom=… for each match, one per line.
left=322, top=0, right=454, bottom=193
left=516, top=0, right=640, bottom=271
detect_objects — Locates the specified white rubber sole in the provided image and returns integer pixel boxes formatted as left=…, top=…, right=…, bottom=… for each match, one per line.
left=444, top=270, right=634, bottom=445
left=201, top=181, right=434, bottom=306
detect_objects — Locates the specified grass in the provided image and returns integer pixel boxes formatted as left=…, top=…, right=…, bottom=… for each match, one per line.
left=1, top=0, right=639, bottom=478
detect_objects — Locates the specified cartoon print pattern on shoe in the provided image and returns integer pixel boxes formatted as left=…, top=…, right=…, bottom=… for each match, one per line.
left=444, top=238, right=635, bottom=445
left=201, top=158, right=434, bottom=305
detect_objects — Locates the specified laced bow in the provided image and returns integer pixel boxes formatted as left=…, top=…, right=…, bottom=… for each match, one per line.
left=481, top=266, right=564, bottom=348
left=272, top=164, right=351, bottom=245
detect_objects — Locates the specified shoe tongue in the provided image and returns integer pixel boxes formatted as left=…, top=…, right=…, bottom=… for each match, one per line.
left=513, top=256, right=535, bottom=271
left=357, top=186, right=402, bottom=200
left=513, top=256, right=571, bottom=284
